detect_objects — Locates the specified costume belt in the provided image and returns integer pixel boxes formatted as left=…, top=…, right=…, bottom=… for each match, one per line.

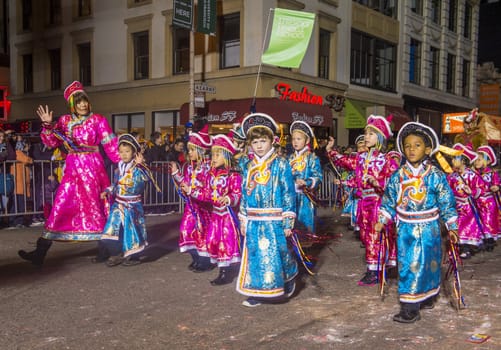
left=397, top=208, right=439, bottom=223
left=361, top=188, right=378, bottom=198
left=67, top=145, right=99, bottom=154
left=247, top=208, right=283, bottom=221
left=115, top=195, right=142, bottom=205
left=454, top=197, right=469, bottom=204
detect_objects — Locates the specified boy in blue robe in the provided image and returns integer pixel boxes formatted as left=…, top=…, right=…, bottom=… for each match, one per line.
left=236, top=113, right=298, bottom=307
left=375, top=122, right=459, bottom=323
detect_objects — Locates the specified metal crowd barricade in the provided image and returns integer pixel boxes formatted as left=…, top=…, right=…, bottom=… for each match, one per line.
left=0, top=160, right=339, bottom=221
left=0, top=160, right=183, bottom=220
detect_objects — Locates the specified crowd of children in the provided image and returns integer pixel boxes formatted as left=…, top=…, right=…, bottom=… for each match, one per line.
left=15, top=85, right=500, bottom=322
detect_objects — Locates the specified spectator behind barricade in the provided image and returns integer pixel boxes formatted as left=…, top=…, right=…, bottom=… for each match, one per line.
left=31, top=141, right=54, bottom=225
left=0, top=130, right=15, bottom=225
left=144, top=132, right=167, bottom=164
left=8, top=138, right=33, bottom=228
left=314, top=138, right=330, bottom=168
left=42, top=171, right=59, bottom=222
left=51, top=147, right=66, bottom=183
left=143, top=132, right=168, bottom=215
left=167, top=138, right=187, bottom=166
left=183, top=122, right=193, bottom=144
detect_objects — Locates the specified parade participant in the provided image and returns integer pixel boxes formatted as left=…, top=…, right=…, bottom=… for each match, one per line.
left=326, top=115, right=399, bottom=286
left=447, top=143, right=484, bottom=259
left=191, top=133, right=242, bottom=285
left=288, top=121, right=322, bottom=233
left=170, top=124, right=213, bottom=272
left=473, top=145, right=499, bottom=251
left=340, top=135, right=366, bottom=240
left=375, top=122, right=459, bottom=323
left=98, top=134, right=160, bottom=266
left=18, top=81, right=120, bottom=266
left=236, top=113, right=297, bottom=307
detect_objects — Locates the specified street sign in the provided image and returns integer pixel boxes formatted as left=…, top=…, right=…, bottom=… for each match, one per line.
left=194, top=93, right=205, bottom=108
left=173, top=0, right=193, bottom=30
left=194, top=83, right=216, bottom=94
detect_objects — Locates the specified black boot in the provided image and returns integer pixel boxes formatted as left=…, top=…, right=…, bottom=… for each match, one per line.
left=485, top=238, right=495, bottom=252
left=193, top=256, right=216, bottom=272
left=91, top=241, right=110, bottom=263
left=393, top=303, right=421, bottom=323
left=210, top=268, right=233, bottom=285
left=18, top=237, right=52, bottom=266
left=188, top=251, right=200, bottom=271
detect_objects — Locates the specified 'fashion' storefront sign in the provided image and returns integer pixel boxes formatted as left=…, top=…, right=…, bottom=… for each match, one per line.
left=275, top=82, right=323, bottom=105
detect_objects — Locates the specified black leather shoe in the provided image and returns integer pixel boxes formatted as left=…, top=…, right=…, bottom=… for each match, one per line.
left=18, top=250, right=43, bottom=266
left=210, top=269, right=233, bottom=285
left=420, top=298, right=435, bottom=310
left=393, top=309, right=421, bottom=323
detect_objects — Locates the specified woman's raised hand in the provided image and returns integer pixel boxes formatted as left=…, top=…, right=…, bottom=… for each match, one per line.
left=36, top=105, right=53, bottom=124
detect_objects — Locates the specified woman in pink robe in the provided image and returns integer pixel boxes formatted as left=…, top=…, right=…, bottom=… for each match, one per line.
left=18, top=81, right=119, bottom=266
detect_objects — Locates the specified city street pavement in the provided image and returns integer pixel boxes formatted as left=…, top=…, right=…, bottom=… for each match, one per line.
left=1, top=207, right=500, bottom=350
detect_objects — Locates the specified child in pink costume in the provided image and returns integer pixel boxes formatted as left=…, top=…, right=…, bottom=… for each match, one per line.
left=170, top=124, right=213, bottom=272
left=326, top=115, right=399, bottom=286
left=473, top=145, right=500, bottom=251
left=447, top=143, right=485, bottom=259
left=191, top=133, right=242, bottom=285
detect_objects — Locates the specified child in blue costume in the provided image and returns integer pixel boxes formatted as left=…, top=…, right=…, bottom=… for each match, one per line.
left=99, top=134, right=160, bottom=266
left=288, top=121, right=322, bottom=233
left=375, top=122, right=459, bottom=323
left=236, top=113, right=298, bottom=307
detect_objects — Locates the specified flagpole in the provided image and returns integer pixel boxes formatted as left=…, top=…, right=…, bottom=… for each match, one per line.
left=251, top=8, right=273, bottom=112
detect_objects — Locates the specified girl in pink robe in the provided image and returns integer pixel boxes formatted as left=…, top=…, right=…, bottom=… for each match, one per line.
left=191, top=133, right=242, bottom=285
left=18, top=81, right=119, bottom=266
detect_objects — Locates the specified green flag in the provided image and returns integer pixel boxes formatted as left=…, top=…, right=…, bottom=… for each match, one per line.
left=261, top=8, right=315, bottom=68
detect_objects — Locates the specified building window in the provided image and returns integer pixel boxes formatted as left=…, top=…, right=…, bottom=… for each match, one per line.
left=77, top=0, right=91, bottom=17
left=112, top=113, right=145, bottom=138
left=219, top=13, right=240, bottom=69
left=49, top=48, right=61, bottom=90
left=153, top=111, right=181, bottom=142
left=77, top=42, right=91, bottom=86
left=410, top=0, right=423, bottom=15
left=353, top=0, right=397, bottom=18
left=448, top=0, right=457, bottom=32
left=133, top=31, right=149, bottom=80
left=464, top=2, right=472, bottom=39
left=22, top=0, right=32, bottom=31
left=409, top=39, right=421, bottom=85
left=430, top=0, right=441, bottom=24
left=350, top=30, right=396, bottom=92
left=318, top=29, right=330, bottom=79
left=462, top=59, right=470, bottom=97
left=446, top=53, right=456, bottom=94
left=173, top=27, right=189, bottom=75
left=48, top=0, right=62, bottom=25
left=23, top=54, right=33, bottom=93
left=429, top=46, right=440, bottom=89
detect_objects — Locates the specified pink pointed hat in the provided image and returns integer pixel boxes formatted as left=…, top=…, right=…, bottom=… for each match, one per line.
left=477, top=145, right=497, bottom=166
left=212, top=133, right=237, bottom=155
left=453, top=143, right=477, bottom=164
left=366, top=114, right=393, bottom=139
left=64, top=81, right=86, bottom=101
left=188, top=124, right=212, bottom=150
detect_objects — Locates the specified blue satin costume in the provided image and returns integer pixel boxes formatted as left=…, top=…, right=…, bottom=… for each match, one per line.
left=101, top=161, right=150, bottom=257
left=378, top=162, right=458, bottom=303
left=237, top=150, right=298, bottom=298
left=289, top=148, right=322, bottom=233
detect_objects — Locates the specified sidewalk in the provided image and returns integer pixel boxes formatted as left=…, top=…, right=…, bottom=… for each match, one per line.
left=0, top=208, right=500, bottom=349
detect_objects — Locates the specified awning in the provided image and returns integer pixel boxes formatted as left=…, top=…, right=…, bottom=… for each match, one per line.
left=385, top=105, right=412, bottom=131
left=344, top=99, right=367, bottom=129
left=180, top=97, right=332, bottom=127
